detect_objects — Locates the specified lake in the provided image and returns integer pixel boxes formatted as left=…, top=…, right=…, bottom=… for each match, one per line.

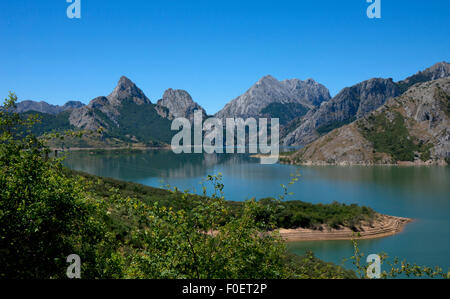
left=63, top=150, right=450, bottom=272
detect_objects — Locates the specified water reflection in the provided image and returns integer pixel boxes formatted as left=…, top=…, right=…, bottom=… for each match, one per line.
left=63, top=150, right=450, bottom=270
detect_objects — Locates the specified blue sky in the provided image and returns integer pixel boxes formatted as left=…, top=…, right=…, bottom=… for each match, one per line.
left=0, top=0, right=449, bottom=114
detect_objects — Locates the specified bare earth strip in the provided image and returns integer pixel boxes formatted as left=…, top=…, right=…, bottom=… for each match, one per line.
left=279, top=215, right=413, bottom=242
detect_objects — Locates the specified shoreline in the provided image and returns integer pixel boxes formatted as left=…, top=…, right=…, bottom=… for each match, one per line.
left=279, top=159, right=448, bottom=167
left=50, top=146, right=171, bottom=152
left=279, top=215, right=413, bottom=242
left=51, top=148, right=448, bottom=167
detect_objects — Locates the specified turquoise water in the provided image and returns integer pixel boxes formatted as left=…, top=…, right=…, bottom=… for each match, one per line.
left=63, top=150, right=450, bottom=271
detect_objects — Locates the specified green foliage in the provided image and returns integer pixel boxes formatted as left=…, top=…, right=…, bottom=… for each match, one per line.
left=256, top=199, right=375, bottom=230
left=20, top=110, right=75, bottom=136
left=260, top=103, right=309, bottom=126
left=72, top=170, right=376, bottom=231
left=349, top=239, right=450, bottom=279
left=360, top=111, right=430, bottom=162
left=106, top=102, right=174, bottom=145
left=7, top=92, right=444, bottom=279
left=285, top=251, right=356, bottom=279
left=3, top=93, right=355, bottom=279
left=316, top=117, right=356, bottom=135
left=0, top=93, right=120, bottom=279
left=16, top=101, right=174, bottom=148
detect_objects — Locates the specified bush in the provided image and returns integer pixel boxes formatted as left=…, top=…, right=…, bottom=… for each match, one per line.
left=360, top=111, right=432, bottom=162
left=0, top=93, right=119, bottom=278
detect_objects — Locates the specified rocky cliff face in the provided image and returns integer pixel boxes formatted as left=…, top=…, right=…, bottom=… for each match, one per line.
left=282, top=78, right=401, bottom=146
left=67, top=76, right=173, bottom=145
left=156, top=89, right=207, bottom=121
left=215, top=75, right=330, bottom=120
left=68, top=105, right=106, bottom=132
left=69, top=76, right=152, bottom=130
left=15, top=100, right=85, bottom=115
left=283, top=78, right=450, bottom=165
left=282, top=62, right=450, bottom=147
left=397, top=62, right=450, bottom=93
left=107, top=76, right=151, bottom=106
left=62, top=101, right=85, bottom=110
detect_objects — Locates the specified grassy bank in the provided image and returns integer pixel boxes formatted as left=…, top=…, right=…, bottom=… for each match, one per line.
left=67, top=169, right=378, bottom=232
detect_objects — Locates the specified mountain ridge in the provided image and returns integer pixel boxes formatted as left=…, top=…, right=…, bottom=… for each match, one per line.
left=157, top=88, right=207, bottom=121
left=15, top=100, right=85, bottom=115
left=13, top=62, right=450, bottom=151
left=282, top=62, right=450, bottom=146
left=281, top=77, right=450, bottom=166
left=215, top=75, right=331, bottom=121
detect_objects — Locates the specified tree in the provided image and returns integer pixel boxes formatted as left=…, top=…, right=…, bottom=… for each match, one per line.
left=0, top=93, right=119, bottom=278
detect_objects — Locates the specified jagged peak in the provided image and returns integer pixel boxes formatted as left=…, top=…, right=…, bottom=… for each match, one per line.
left=157, top=88, right=206, bottom=119
left=117, top=76, right=134, bottom=88
left=14, top=100, right=85, bottom=114
left=107, top=76, right=151, bottom=106
left=257, top=75, right=278, bottom=84
left=427, top=61, right=449, bottom=70
left=62, top=101, right=85, bottom=109
left=162, top=88, right=193, bottom=100
left=401, top=61, right=450, bottom=81
left=421, top=61, right=450, bottom=78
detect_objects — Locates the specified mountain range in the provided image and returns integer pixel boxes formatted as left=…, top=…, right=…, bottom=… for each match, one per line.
left=12, top=62, right=450, bottom=159
left=15, top=100, right=85, bottom=115
left=282, top=77, right=450, bottom=165
left=215, top=75, right=331, bottom=125
left=282, top=62, right=450, bottom=146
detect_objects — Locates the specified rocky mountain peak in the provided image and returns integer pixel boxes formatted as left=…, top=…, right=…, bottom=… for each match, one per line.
left=107, top=76, right=151, bottom=106
left=62, top=101, right=85, bottom=110
left=257, top=75, right=278, bottom=85
left=282, top=78, right=331, bottom=107
left=162, top=89, right=193, bottom=105
left=282, top=77, right=401, bottom=146
left=397, top=62, right=450, bottom=93
left=15, top=100, right=86, bottom=115
left=286, top=77, right=450, bottom=165
left=215, top=75, right=330, bottom=119
left=422, top=61, right=450, bottom=79
left=157, top=89, right=207, bottom=121
left=118, top=75, right=134, bottom=86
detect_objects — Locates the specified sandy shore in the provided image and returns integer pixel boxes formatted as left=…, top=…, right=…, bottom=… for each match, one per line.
left=279, top=215, right=412, bottom=242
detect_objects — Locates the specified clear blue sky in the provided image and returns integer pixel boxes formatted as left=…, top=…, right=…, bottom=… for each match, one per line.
left=1, top=0, right=449, bottom=114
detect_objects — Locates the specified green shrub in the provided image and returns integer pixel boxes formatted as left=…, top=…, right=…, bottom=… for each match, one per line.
left=360, top=111, right=429, bottom=162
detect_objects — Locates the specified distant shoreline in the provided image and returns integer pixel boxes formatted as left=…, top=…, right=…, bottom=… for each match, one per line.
left=279, top=215, right=413, bottom=242
left=279, top=160, right=448, bottom=167
left=55, top=149, right=448, bottom=167
left=277, top=155, right=449, bottom=167
left=51, top=146, right=171, bottom=152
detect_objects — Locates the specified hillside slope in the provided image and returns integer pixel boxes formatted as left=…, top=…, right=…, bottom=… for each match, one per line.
left=215, top=75, right=330, bottom=122
left=156, top=88, right=207, bottom=122
left=282, top=62, right=450, bottom=147
left=24, top=77, right=175, bottom=147
left=282, top=78, right=450, bottom=165
left=15, top=100, right=84, bottom=114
